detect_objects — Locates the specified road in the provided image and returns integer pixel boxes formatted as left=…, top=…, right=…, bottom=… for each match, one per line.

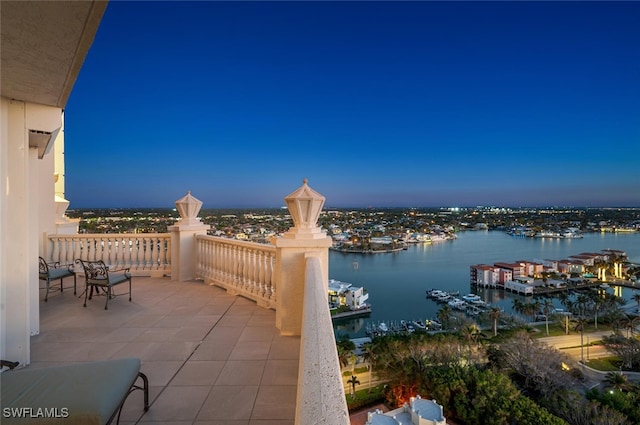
left=537, top=330, right=613, bottom=350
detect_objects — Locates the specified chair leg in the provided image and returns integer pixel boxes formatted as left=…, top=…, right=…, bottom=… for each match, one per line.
left=84, top=284, right=89, bottom=307
left=104, top=287, right=110, bottom=310
left=128, top=279, right=132, bottom=302
left=45, top=280, right=50, bottom=302
left=73, top=275, right=77, bottom=295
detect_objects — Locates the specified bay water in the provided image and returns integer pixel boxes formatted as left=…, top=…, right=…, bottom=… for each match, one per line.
left=329, top=231, right=640, bottom=338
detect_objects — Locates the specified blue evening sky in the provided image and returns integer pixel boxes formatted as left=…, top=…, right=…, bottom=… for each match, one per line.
left=65, top=1, right=640, bottom=208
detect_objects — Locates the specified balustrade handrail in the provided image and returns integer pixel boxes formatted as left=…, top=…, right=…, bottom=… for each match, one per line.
left=296, top=254, right=350, bottom=425
left=196, top=234, right=277, bottom=309
left=47, top=233, right=171, bottom=277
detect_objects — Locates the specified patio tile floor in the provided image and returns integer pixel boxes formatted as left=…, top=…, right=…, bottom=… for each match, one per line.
left=30, top=277, right=299, bottom=424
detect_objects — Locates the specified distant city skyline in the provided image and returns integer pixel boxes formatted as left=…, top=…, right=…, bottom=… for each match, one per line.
left=64, top=1, right=640, bottom=208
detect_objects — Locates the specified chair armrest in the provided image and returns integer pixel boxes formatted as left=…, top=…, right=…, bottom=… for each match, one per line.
left=50, top=261, right=75, bottom=272
left=106, top=267, right=130, bottom=273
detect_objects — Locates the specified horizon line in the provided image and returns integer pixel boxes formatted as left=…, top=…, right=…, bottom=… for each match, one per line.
left=67, top=205, right=640, bottom=210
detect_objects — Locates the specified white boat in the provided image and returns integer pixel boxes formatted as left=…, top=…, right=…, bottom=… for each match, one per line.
left=427, top=289, right=448, bottom=299
left=425, top=319, right=442, bottom=330
left=466, top=305, right=482, bottom=316
left=412, top=320, right=426, bottom=330
left=448, top=298, right=466, bottom=309
left=403, top=321, right=415, bottom=333
left=470, top=299, right=489, bottom=309
left=462, top=293, right=482, bottom=303
left=378, top=322, right=389, bottom=333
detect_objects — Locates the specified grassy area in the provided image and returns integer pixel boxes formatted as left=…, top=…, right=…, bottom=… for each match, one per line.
left=530, top=321, right=614, bottom=338
left=331, top=305, right=352, bottom=316
left=343, top=366, right=369, bottom=376
left=529, top=324, right=569, bottom=338
left=585, top=357, right=621, bottom=371
left=346, top=384, right=387, bottom=411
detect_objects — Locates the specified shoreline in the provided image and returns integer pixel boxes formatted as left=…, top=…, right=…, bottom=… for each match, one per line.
left=331, top=306, right=372, bottom=320
left=330, top=246, right=404, bottom=254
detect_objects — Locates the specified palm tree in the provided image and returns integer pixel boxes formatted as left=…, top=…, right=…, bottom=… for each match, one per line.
left=489, top=307, right=502, bottom=337
left=347, top=375, right=360, bottom=399
left=512, top=299, right=524, bottom=319
left=612, top=315, right=629, bottom=336
left=336, top=339, right=355, bottom=370
left=576, top=293, right=591, bottom=318
left=532, top=298, right=542, bottom=317
left=437, top=305, right=452, bottom=330
left=542, top=299, right=553, bottom=336
left=360, top=343, right=376, bottom=392
left=604, top=371, right=630, bottom=392
left=574, top=317, right=587, bottom=364
left=591, top=292, right=603, bottom=331
left=631, top=316, right=640, bottom=336
left=557, top=290, right=567, bottom=303
left=613, top=315, right=637, bottom=338
left=460, top=322, right=480, bottom=344
left=633, top=292, right=640, bottom=312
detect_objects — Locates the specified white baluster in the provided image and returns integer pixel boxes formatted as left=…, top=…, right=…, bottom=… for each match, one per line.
left=74, top=236, right=82, bottom=262
left=51, top=236, right=60, bottom=263
left=164, top=236, right=171, bottom=273
left=146, top=236, right=152, bottom=270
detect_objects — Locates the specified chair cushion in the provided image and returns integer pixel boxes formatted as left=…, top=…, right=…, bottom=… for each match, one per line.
left=45, top=268, right=74, bottom=280
left=1, top=358, right=141, bottom=425
left=108, top=271, right=130, bottom=286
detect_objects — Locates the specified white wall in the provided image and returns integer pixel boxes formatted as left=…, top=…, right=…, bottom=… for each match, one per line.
left=1, top=97, right=62, bottom=366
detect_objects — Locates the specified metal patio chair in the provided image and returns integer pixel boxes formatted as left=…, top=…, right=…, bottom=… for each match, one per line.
left=75, top=259, right=132, bottom=310
left=39, top=256, right=76, bottom=302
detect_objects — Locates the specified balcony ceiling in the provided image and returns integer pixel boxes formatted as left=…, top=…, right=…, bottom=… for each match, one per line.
left=0, top=1, right=107, bottom=108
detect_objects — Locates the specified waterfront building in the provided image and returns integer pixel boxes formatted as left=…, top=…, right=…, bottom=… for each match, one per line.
left=470, top=264, right=511, bottom=287
left=558, top=260, right=585, bottom=275
left=542, top=259, right=559, bottom=272
left=365, top=395, right=447, bottom=425
left=413, top=233, right=433, bottom=243
left=494, top=262, right=525, bottom=279
left=328, top=279, right=369, bottom=310
left=370, top=236, right=394, bottom=246
left=569, top=254, right=597, bottom=266
left=505, top=279, right=534, bottom=296
left=602, top=249, right=627, bottom=259
left=472, top=248, right=632, bottom=296
left=517, top=260, right=545, bottom=277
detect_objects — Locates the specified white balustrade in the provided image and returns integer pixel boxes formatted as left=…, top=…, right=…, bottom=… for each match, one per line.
left=47, top=233, right=171, bottom=277
left=196, top=235, right=276, bottom=309
left=296, top=255, right=350, bottom=425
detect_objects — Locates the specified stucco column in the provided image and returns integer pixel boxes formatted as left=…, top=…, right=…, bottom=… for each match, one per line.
left=1, top=100, right=61, bottom=365
left=168, top=191, right=210, bottom=281
left=54, top=195, right=79, bottom=234
left=272, top=179, right=332, bottom=336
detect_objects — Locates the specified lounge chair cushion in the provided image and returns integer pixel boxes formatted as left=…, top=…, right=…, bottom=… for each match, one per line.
left=1, top=358, right=141, bottom=425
